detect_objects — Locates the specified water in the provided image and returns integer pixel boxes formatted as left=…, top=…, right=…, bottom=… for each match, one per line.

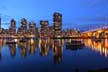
left=0, top=39, right=108, bottom=72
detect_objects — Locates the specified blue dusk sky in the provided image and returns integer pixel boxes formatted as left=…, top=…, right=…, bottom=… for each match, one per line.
left=0, top=0, right=108, bottom=30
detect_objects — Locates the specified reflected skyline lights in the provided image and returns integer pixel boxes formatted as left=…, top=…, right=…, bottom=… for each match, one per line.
left=0, top=38, right=107, bottom=63
left=84, top=39, right=108, bottom=58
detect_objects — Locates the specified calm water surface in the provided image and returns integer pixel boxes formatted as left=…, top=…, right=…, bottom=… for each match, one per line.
left=0, top=39, right=108, bottom=72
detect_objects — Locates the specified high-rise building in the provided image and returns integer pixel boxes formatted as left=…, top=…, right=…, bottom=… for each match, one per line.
left=28, top=22, right=39, bottom=37
left=17, top=28, right=23, bottom=36
left=11, top=19, right=16, bottom=29
left=53, top=12, right=62, bottom=37
left=40, top=20, right=49, bottom=38
left=21, top=18, right=27, bottom=33
left=8, top=19, right=16, bottom=35
left=29, top=22, right=36, bottom=34
left=48, top=26, right=54, bottom=38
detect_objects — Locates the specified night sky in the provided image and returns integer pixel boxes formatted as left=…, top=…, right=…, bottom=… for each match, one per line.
left=0, top=0, right=108, bottom=30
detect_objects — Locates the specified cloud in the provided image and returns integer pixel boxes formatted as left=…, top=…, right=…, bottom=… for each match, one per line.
left=80, top=0, right=108, bottom=8
left=0, top=6, right=7, bottom=10
left=76, top=17, right=108, bottom=22
left=0, top=0, right=7, bottom=10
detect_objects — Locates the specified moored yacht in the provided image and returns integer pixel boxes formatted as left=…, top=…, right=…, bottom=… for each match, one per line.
left=20, top=38, right=27, bottom=43
left=6, top=39, right=16, bottom=44
left=66, top=40, right=84, bottom=50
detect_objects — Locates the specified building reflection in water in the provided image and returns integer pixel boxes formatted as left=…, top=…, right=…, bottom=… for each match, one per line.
left=28, top=38, right=36, bottom=54
left=0, top=38, right=108, bottom=63
left=8, top=44, right=16, bottom=57
left=84, top=39, right=108, bottom=58
left=39, top=39, right=49, bottom=56
left=0, top=39, right=3, bottom=60
left=52, top=39, right=63, bottom=64
left=17, top=39, right=28, bottom=58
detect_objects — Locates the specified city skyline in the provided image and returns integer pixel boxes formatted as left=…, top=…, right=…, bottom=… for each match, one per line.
left=0, top=1, right=108, bottom=72
left=0, top=13, right=107, bottom=31
left=0, top=0, right=108, bottom=26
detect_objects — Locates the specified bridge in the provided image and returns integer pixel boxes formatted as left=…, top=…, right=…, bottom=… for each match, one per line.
left=82, top=25, right=108, bottom=39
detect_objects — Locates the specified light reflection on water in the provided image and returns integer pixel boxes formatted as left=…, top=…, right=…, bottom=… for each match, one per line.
left=84, top=39, right=108, bottom=58
left=0, top=38, right=108, bottom=72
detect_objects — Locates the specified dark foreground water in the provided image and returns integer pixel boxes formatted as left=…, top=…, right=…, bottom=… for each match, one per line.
left=0, top=39, right=108, bottom=72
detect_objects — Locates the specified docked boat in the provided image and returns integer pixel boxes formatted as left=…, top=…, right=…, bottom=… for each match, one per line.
left=66, top=40, right=84, bottom=50
left=6, top=40, right=16, bottom=44
left=20, top=38, right=27, bottom=43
